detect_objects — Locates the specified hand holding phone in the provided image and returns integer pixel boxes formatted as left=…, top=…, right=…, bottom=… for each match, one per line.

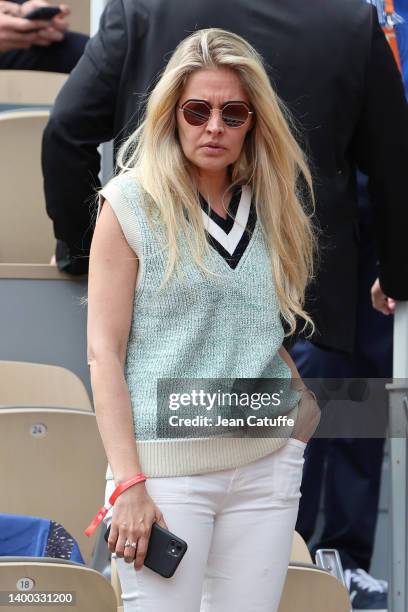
left=24, top=6, right=61, bottom=20
left=0, top=10, right=43, bottom=51
left=104, top=522, right=188, bottom=578
left=22, top=3, right=68, bottom=45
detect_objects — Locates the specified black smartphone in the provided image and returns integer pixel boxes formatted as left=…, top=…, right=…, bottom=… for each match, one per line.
left=25, top=7, right=62, bottom=20
left=104, top=523, right=188, bottom=578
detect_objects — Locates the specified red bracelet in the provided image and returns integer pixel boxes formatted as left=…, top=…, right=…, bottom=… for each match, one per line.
left=84, top=472, right=147, bottom=537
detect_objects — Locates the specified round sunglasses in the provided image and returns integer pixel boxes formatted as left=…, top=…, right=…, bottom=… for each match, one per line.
left=178, top=99, right=253, bottom=128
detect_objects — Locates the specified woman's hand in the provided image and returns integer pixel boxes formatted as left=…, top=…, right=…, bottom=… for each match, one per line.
left=107, top=482, right=169, bottom=571
left=290, top=388, right=321, bottom=445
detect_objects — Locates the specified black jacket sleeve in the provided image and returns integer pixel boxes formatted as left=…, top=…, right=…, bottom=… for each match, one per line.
left=41, top=0, right=127, bottom=274
left=352, top=7, right=408, bottom=300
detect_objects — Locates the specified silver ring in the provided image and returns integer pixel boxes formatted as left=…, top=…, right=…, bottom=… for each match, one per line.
left=125, top=540, right=137, bottom=549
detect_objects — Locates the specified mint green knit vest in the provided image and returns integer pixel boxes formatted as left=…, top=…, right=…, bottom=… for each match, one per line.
left=100, top=173, right=299, bottom=478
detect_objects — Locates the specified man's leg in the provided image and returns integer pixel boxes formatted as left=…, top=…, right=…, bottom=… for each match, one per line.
left=295, top=437, right=328, bottom=542
left=311, top=437, right=385, bottom=571
left=298, top=188, right=392, bottom=574
left=290, top=339, right=353, bottom=547
left=325, top=190, right=393, bottom=572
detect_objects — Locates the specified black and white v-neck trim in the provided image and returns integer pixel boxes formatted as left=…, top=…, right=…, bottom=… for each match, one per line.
left=199, top=185, right=257, bottom=269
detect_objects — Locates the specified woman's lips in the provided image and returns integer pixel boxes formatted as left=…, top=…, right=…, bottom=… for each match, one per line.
left=201, top=145, right=225, bottom=153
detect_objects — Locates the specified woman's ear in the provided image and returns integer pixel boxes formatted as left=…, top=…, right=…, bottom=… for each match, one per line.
left=246, top=114, right=255, bottom=137
left=245, top=124, right=254, bottom=138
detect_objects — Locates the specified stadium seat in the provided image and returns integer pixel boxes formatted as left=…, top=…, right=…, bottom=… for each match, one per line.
left=0, top=110, right=55, bottom=264
left=0, top=70, right=67, bottom=107
left=278, top=531, right=351, bottom=611
left=111, top=554, right=122, bottom=608
left=0, top=557, right=117, bottom=611
left=290, top=530, right=313, bottom=563
left=278, top=564, right=351, bottom=611
left=0, top=265, right=90, bottom=398
left=0, top=361, right=92, bottom=411
left=50, top=0, right=90, bottom=35
left=0, top=408, right=106, bottom=564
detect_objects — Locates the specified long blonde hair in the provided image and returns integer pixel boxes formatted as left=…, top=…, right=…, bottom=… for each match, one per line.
left=116, top=28, right=316, bottom=336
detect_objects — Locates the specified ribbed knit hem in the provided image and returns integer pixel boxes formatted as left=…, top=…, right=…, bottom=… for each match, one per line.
left=106, top=404, right=299, bottom=478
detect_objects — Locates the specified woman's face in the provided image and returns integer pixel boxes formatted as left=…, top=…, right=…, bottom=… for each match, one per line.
left=176, top=67, right=253, bottom=178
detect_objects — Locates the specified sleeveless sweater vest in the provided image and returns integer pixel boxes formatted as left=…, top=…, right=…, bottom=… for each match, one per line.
left=99, top=173, right=299, bottom=478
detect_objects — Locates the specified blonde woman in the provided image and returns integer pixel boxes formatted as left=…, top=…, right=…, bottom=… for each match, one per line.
left=87, top=28, right=320, bottom=612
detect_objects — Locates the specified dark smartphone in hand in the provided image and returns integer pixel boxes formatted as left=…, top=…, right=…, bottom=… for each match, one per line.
left=104, top=522, right=188, bottom=578
left=25, top=7, right=62, bottom=20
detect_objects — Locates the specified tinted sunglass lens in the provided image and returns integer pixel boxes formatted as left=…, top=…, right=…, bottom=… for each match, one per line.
left=222, top=104, right=249, bottom=127
left=182, top=102, right=210, bottom=126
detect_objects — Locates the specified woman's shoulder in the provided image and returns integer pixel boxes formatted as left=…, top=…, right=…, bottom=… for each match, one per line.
left=101, top=171, right=145, bottom=206
left=99, top=172, right=160, bottom=244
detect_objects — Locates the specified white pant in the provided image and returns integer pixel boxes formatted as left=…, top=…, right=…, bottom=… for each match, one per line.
left=103, top=437, right=306, bottom=612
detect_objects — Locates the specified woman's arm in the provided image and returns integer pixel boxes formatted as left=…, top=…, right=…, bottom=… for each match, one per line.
left=87, top=199, right=168, bottom=569
left=87, top=199, right=141, bottom=484
left=278, top=345, right=303, bottom=387
left=278, top=345, right=321, bottom=443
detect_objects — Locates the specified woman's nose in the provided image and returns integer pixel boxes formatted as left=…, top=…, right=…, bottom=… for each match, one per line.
left=206, top=109, right=224, bottom=133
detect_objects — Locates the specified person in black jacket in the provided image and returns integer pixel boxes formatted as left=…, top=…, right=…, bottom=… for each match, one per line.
left=0, top=1, right=88, bottom=73
left=42, top=1, right=408, bottom=608
left=42, top=0, right=408, bottom=352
